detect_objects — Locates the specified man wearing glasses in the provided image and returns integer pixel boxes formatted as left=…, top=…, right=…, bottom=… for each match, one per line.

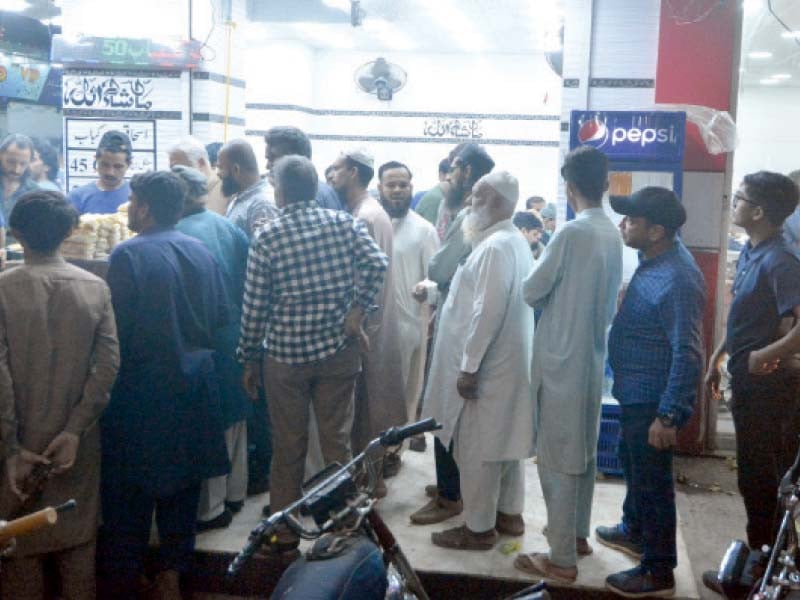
left=704, top=171, right=800, bottom=592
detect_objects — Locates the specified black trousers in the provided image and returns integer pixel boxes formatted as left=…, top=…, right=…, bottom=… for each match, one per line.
left=98, top=479, right=201, bottom=599
left=434, top=437, right=461, bottom=502
left=731, top=373, right=800, bottom=550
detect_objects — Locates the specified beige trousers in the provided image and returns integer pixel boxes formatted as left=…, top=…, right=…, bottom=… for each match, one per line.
left=263, top=343, right=361, bottom=512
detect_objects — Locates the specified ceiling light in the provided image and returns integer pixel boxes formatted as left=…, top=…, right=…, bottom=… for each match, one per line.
left=363, top=18, right=416, bottom=51
left=770, top=73, right=792, bottom=79
left=748, top=51, right=773, bottom=59
left=759, top=78, right=780, bottom=85
left=422, top=0, right=489, bottom=53
left=322, top=0, right=350, bottom=12
left=0, top=0, right=30, bottom=11
left=781, top=30, right=800, bottom=39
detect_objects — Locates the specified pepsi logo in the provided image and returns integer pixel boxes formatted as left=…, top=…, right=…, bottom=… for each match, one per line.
left=578, top=118, right=608, bottom=147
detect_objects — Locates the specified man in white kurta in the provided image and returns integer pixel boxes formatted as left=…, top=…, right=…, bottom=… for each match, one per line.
left=515, top=146, right=623, bottom=582
left=426, top=171, right=535, bottom=550
left=378, top=161, right=440, bottom=420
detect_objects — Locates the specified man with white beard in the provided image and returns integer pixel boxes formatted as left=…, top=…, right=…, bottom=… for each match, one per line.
left=425, top=171, right=535, bottom=550
left=378, top=161, right=440, bottom=426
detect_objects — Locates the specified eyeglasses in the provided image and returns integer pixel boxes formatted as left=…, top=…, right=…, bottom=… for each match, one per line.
left=732, top=193, right=759, bottom=208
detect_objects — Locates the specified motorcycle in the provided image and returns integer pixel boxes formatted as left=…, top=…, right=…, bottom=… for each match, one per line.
left=228, top=418, right=549, bottom=600
left=715, top=440, right=800, bottom=599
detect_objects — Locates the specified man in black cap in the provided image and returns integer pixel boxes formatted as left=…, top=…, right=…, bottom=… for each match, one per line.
left=597, top=187, right=706, bottom=597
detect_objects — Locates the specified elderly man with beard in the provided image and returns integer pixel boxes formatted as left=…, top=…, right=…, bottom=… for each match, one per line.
left=378, top=161, right=440, bottom=430
left=218, top=139, right=278, bottom=240
left=410, top=142, right=494, bottom=526
left=423, top=171, right=535, bottom=550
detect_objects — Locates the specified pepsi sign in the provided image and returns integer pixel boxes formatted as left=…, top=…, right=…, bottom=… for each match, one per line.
left=569, top=111, right=686, bottom=163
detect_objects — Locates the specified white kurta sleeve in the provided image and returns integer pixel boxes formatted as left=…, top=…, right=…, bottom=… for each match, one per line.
left=460, top=245, right=514, bottom=374
left=522, top=226, right=569, bottom=310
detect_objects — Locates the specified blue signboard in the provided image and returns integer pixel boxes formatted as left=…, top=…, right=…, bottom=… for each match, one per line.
left=569, top=111, right=686, bottom=163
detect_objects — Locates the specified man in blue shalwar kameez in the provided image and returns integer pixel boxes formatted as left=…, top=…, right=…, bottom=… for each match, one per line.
left=98, top=170, right=230, bottom=599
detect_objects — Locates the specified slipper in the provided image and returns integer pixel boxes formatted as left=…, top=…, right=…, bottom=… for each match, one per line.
left=514, top=552, right=577, bottom=583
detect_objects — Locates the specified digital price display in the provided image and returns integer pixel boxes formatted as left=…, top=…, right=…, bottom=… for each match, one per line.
left=52, top=35, right=203, bottom=70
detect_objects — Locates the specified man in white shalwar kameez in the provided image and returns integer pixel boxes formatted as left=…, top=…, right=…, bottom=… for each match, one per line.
left=515, top=146, right=623, bottom=582
left=378, top=161, right=440, bottom=421
left=425, top=171, right=535, bottom=551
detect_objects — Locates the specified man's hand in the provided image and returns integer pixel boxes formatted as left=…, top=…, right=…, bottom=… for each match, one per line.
left=5, top=449, right=49, bottom=500
left=43, top=432, right=79, bottom=474
left=243, top=361, right=262, bottom=400
left=704, top=364, right=722, bottom=401
left=748, top=348, right=781, bottom=376
left=648, top=418, right=677, bottom=450
left=345, top=306, right=370, bottom=353
left=457, top=371, right=479, bottom=400
left=412, top=283, right=428, bottom=304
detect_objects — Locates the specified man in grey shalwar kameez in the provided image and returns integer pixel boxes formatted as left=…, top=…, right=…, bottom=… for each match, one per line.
left=515, top=146, right=623, bottom=583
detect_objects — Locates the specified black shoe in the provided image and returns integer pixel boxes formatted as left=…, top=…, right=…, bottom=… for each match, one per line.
left=606, top=565, right=675, bottom=598
left=596, top=523, right=643, bottom=559
left=196, top=509, right=233, bottom=533
left=261, top=503, right=271, bottom=517
left=225, top=500, right=244, bottom=514
left=248, top=477, right=270, bottom=496
left=702, top=570, right=724, bottom=595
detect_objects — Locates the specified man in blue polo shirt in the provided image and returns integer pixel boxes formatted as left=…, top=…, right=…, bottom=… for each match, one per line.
left=596, top=187, right=706, bottom=598
left=704, top=171, right=800, bottom=593
left=68, top=130, right=132, bottom=215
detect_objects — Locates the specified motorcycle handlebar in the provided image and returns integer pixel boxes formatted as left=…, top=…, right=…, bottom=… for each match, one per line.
left=379, top=418, right=442, bottom=447
left=0, top=499, right=75, bottom=545
left=227, top=419, right=442, bottom=577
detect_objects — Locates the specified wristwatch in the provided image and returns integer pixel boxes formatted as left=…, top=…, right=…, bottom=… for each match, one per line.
left=657, top=412, right=676, bottom=428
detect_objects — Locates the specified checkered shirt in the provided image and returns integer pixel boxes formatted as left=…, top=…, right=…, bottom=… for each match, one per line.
left=237, top=199, right=388, bottom=364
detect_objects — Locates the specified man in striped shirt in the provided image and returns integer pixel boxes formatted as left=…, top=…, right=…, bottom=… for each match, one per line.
left=236, top=155, right=388, bottom=550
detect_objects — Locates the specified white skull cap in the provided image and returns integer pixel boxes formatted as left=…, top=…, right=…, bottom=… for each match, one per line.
left=479, top=170, right=519, bottom=205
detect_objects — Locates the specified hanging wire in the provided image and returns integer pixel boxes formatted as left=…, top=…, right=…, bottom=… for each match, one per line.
left=199, top=0, right=218, bottom=62
left=767, top=0, right=800, bottom=48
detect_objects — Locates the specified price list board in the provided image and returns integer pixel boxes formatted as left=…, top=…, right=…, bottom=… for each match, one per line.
left=65, top=118, right=156, bottom=192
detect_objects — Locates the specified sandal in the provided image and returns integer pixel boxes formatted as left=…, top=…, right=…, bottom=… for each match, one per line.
left=514, top=552, right=577, bottom=583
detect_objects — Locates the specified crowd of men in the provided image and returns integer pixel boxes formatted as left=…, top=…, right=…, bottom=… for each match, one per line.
left=0, top=124, right=799, bottom=600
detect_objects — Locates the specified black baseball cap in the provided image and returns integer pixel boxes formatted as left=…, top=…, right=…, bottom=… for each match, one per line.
left=610, top=186, right=686, bottom=232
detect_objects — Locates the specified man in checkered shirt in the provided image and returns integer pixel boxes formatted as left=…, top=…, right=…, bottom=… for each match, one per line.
left=237, top=155, right=388, bottom=548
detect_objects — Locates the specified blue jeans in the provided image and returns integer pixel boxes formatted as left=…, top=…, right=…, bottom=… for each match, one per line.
left=619, top=403, right=677, bottom=573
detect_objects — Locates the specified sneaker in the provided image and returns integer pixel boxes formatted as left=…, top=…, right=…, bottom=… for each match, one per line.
left=596, top=523, right=643, bottom=559
left=410, top=495, right=463, bottom=525
left=702, top=570, right=724, bottom=595
left=196, top=508, right=233, bottom=533
left=606, top=565, right=674, bottom=598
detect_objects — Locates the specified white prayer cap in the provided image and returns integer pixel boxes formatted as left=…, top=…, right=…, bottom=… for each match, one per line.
left=341, top=147, right=374, bottom=169
left=479, top=170, right=519, bottom=206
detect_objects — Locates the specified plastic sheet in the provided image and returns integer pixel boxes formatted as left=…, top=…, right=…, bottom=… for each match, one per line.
left=656, top=103, right=739, bottom=154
